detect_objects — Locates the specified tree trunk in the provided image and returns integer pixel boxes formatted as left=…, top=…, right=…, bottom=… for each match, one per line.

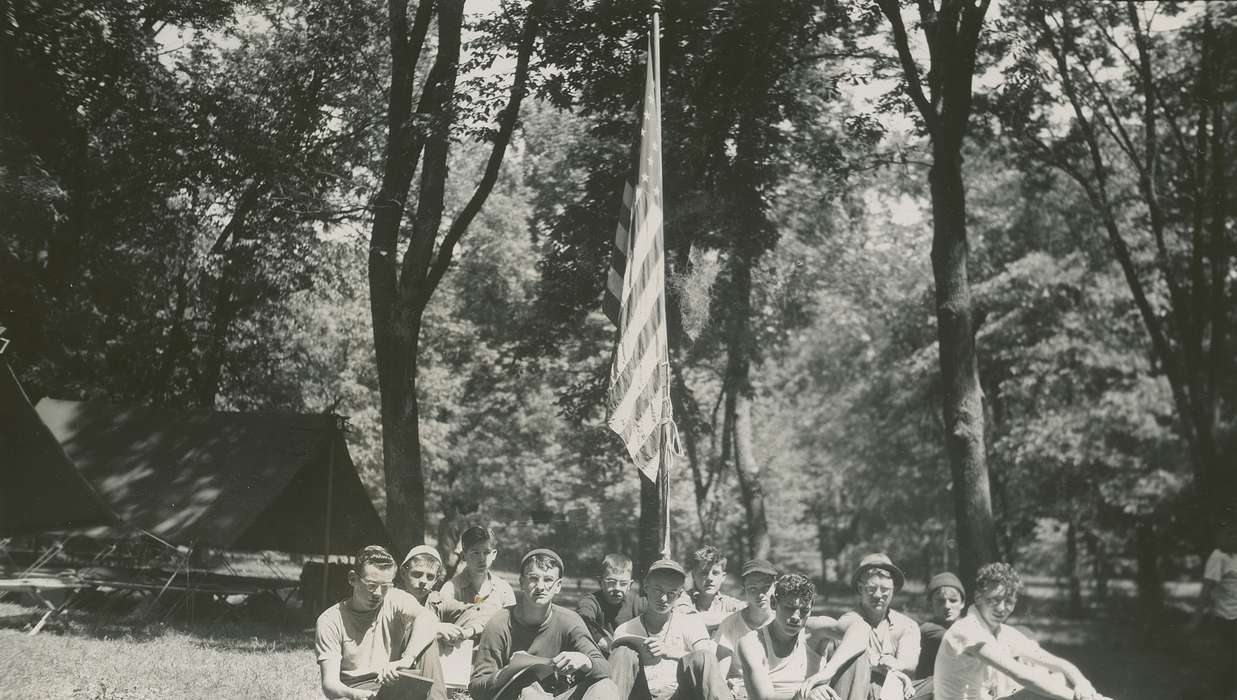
left=1134, top=518, right=1163, bottom=627
left=723, top=256, right=770, bottom=561
left=367, top=0, right=539, bottom=551
left=1086, top=529, right=1109, bottom=602
left=929, top=144, right=997, bottom=588
left=1066, top=517, right=1083, bottom=617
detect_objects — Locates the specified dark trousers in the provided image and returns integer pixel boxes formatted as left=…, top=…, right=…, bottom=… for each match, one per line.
left=609, top=648, right=733, bottom=700
left=517, top=679, right=621, bottom=700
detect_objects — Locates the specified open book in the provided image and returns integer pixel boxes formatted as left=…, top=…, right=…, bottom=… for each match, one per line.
left=491, top=651, right=558, bottom=699
left=345, top=669, right=434, bottom=700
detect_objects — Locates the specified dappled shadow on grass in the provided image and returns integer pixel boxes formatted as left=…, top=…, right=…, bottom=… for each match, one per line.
left=0, top=599, right=312, bottom=653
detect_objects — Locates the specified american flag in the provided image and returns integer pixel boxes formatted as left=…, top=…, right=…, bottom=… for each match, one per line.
left=605, top=38, right=675, bottom=483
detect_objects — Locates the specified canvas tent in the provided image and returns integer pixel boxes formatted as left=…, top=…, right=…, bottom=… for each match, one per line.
left=34, top=399, right=389, bottom=555
left=1, top=365, right=118, bottom=537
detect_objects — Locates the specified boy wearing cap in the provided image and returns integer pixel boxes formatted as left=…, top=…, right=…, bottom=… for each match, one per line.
left=715, top=559, right=778, bottom=684
left=610, top=559, right=732, bottom=700
left=401, top=544, right=486, bottom=644
left=676, top=545, right=745, bottom=635
left=800, top=553, right=919, bottom=700
left=914, top=573, right=965, bottom=682
left=577, top=553, right=647, bottom=655
left=470, top=548, right=617, bottom=700
left=316, top=545, right=447, bottom=700
left=442, top=526, right=518, bottom=616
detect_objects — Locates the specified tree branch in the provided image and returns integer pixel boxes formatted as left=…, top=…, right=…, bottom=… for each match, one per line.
left=876, top=0, right=938, bottom=136
left=425, top=0, right=544, bottom=294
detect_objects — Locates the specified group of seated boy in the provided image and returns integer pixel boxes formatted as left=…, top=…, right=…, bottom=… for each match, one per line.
left=315, top=527, right=1112, bottom=700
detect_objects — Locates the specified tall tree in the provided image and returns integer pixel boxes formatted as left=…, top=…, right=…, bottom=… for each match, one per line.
left=993, top=0, right=1237, bottom=543
left=873, top=0, right=997, bottom=585
left=367, top=0, right=543, bottom=551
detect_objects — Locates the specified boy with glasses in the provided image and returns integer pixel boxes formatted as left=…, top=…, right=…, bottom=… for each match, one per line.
left=470, top=548, right=617, bottom=700
left=799, top=553, right=919, bottom=700
left=577, top=553, right=646, bottom=655
left=316, top=545, right=446, bottom=700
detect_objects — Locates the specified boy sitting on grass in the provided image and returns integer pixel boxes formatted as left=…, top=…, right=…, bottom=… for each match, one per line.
left=470, top=548, right=617, bottom=700
left=401, top=544, right=486, bottom=645
left=576, top=553, right=646, bottom=655
left=442, top=526, right=518, bottom=627
left=933, top=563, right=1111, bottom=700
left=735, top=573, right=836, bottom=700
left=676, top=546, right=745, bottom=635
left=316, top=545, right=446, bottom=700
left=715, top=559, right=778, bottom=686
left=610, top=559, right=731, bottom=700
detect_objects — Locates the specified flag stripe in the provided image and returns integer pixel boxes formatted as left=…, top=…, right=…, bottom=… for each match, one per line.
left=603, top=182, right=636, bottom=327
left=606, top=36, right=672, bottom=484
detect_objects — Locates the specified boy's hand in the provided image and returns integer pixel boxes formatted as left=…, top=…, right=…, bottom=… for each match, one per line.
left=437, top=623, right=466, bottom=643
left=645, top=637, right=668, bottom=659
left=376, top=660, right=402, bottom=684
left=803, top=686, right=839, bottom=700
left=551, top=651, right=591, bottom=675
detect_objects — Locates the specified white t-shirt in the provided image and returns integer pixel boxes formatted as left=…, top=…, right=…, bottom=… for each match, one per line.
left=615, top=612, right=710, bottom=696
left=315, top=589, right=426, bottom=681
left=715, top=610, right=771, bottom=680
left=933, top=608, right=1042, bottom=700
left=1204, top=549, right=1237, bottom=620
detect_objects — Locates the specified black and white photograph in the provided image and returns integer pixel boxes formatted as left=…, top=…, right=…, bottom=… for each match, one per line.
left=1, top=0, right=1234, bottom=697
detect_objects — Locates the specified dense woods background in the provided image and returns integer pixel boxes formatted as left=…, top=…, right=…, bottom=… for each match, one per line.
left=2, top=0, right=1234, bottom=619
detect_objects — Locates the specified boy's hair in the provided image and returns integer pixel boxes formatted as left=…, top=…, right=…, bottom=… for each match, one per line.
left=355, top=545, right=397, bottom=573
left=601, top=553, right=633, bottom=577
left=772, top=573, right=816, bottom=607
left=404, top=553, right=443, bottom=576
left=522, top=551, right=563, bottom=578
left=460, top=526, right=497, bottom=551
left=975, top=563, right=1023, bottom=597
left=688, top=545, right=726, bottom=572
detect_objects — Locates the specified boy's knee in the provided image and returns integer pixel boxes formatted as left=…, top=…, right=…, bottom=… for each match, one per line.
left=580, top=678, right=620, bottom=700
left=679, top=649, right=715, bottom=672
left=610, top=646, right=640, bottom=667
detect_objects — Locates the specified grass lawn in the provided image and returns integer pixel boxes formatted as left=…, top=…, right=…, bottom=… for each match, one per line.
left=0, top=587, right=1209, bottom=700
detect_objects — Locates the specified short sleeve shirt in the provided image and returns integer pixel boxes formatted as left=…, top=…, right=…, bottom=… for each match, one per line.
left=315, top=589, right=426, bottom=681
left=716, top=610, right=770, bottom=680
left=441, top=569, right=518, bottom=608
left=673, top=590, right=745, bottom=635
left=616, top=612, right=710, bottom=696
left=839, top=608, right=921, bottom=672
left=933, top=608, right=1042, bottom=700
left=1204, top=549, right=1237, bottom=620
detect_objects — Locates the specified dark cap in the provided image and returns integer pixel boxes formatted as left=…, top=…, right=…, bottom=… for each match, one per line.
left=927, top=572, right=965, bottom=599
left=646, top=559, right=687, bottom=580
left=521, top=548, right=564, bottom=576
left=851, top=552, right=906, bottom=592
left=740, top=559, right=777, bottom=579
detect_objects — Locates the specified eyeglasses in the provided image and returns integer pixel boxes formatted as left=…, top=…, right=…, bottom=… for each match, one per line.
left=744, top=584, right=772, bottom=595
left=603, top=578, right=633, bottom=588
left=862, top=584, right=894, bottom=597
left=360, top=579, right=393, bottom=594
